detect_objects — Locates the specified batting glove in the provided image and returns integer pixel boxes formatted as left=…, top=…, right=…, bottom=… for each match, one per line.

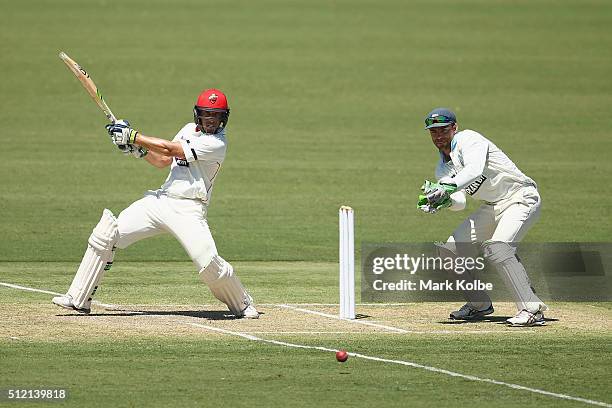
left=106, top=119, right=139, bottom=146
left=115, top=143, right=148, bottom=158
left=115, top=144, right=133, bottom=154
left=131, top=146, right=148, bottom=158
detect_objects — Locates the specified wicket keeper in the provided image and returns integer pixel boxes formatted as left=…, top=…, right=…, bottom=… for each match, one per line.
left=418, top=108, right=547, bottom=326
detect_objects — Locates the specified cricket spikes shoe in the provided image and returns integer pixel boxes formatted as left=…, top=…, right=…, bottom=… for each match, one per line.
left=238, top=304, right=260, bottom=319
left=506, top=309, right=545, bottom=327
left=52, top=294, right=91, bottom=315
left=449, top=303, right=494, bottom=321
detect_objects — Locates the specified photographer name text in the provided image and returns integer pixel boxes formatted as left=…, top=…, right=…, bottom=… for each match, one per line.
left=372, top=279, right=493, bottom=291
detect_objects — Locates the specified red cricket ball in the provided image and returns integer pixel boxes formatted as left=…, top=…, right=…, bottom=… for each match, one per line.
left=336, top=350, right=349, bottom=362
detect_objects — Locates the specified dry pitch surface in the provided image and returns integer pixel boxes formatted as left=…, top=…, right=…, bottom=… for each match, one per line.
left=3, top=297, right=610, bottom=341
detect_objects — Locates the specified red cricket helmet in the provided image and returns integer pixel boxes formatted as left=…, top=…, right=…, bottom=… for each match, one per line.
left=193, top=89, right=230, bottom=134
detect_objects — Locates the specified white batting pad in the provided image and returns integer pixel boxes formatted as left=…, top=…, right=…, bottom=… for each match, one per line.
left=67, top=209, right=119, bottom=309
left=199, top=255, right=252, bottom=315
left=482, top=241, right=546, bottom=313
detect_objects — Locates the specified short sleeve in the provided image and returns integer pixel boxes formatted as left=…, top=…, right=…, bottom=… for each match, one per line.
left=180, top=136, right=226, bottom=163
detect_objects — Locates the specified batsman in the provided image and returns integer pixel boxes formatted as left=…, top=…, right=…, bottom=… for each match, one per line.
left=52, top=89, right=259, bottom=319
left=418, top=108, right=547, bottom=326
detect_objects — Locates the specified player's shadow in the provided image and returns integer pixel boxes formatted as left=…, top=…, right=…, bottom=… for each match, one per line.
left=57, top=309, right=262, bottom=320
left=438, top=316, right=512, bottom=324
left=439, top=316, right=559, bottom=325
left=142, top=310, right=252, bottom=320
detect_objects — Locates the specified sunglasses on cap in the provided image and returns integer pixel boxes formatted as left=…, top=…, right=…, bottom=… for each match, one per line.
left=425, top=115, right=455, bottom=127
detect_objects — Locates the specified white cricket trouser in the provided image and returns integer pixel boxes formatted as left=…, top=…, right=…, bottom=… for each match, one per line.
left=451, top=186, right=541, bottom=244
left=115, top=191, right=217, bottom=270
left=449, top=186, right=545, bottom=311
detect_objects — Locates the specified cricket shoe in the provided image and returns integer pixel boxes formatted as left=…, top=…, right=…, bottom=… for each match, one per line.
left=237, top=304, right=260, bottom=319
left=449, top=303, right=494, bottom=320
left=506, top=309, right=545, bottom=327
left=52, top=295, right=91, bottom=314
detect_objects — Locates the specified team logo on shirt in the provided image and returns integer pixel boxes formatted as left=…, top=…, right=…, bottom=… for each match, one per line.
left=209, top=93, right=218, bottom=104
left=175, top=157, right=189, bottom=167
left=465, top=175, right=487, bottom=195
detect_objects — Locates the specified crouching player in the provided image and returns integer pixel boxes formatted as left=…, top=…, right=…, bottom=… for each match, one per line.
left=417, top=108, right=547, bottom=326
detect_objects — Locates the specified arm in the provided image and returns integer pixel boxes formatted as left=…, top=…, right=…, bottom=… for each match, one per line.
left=143, top=148, right=173, bottom=168
left=447, top=137, right=488, bottom=190
left=106, top=121, right=183, bottom=168
left=449, top=191, right=466, bottom=211
left=107, top=121, right=225, bottom=167
left=132, top=133, right=185, bottom=159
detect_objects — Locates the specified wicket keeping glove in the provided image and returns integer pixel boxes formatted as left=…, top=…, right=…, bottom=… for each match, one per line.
left=417, top=180, right=457, bottom=214
left=106, top=119, right=139, bottom=146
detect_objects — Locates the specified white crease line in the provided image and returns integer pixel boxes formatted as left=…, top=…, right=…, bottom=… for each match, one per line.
left=274, top=304, right=532, bottom=335
left=2, top=281, right=609, bottom=406
left=43, top=302, right=409, bottom=307
left=276, top=304, right=417, bottom=334
left=244, top=331, right=507, bottom=335
left=98, top=304, right=219, bottom=308
left=0, top=282, right=61, bottom=296
left=245, top=331, right=357, bottom=335
left=181, top=320, right=611, bottom=408
left=260, top=303, right=412, bottom=306
left=93, top=303, right=412, bottom=307
left=0, top=282, right=120, bottom=310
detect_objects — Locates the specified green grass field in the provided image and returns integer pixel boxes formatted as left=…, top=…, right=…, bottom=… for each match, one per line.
left=1, top=0, right=611, bottom=407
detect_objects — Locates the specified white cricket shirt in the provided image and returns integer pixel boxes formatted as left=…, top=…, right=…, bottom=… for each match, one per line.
left=159, top=123, right=226, bottom=203
left=435, top=129, right=537, bottom=204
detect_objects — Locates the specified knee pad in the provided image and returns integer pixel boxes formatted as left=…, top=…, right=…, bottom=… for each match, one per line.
left=199, top=255, right=252, bottom=315
left=88, top=209, right=119, bottom=251
left=199, top=255, right=234, bottom=284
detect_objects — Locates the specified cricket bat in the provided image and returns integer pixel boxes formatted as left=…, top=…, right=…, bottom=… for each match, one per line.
left=59, top=51, right=117, bottom=123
